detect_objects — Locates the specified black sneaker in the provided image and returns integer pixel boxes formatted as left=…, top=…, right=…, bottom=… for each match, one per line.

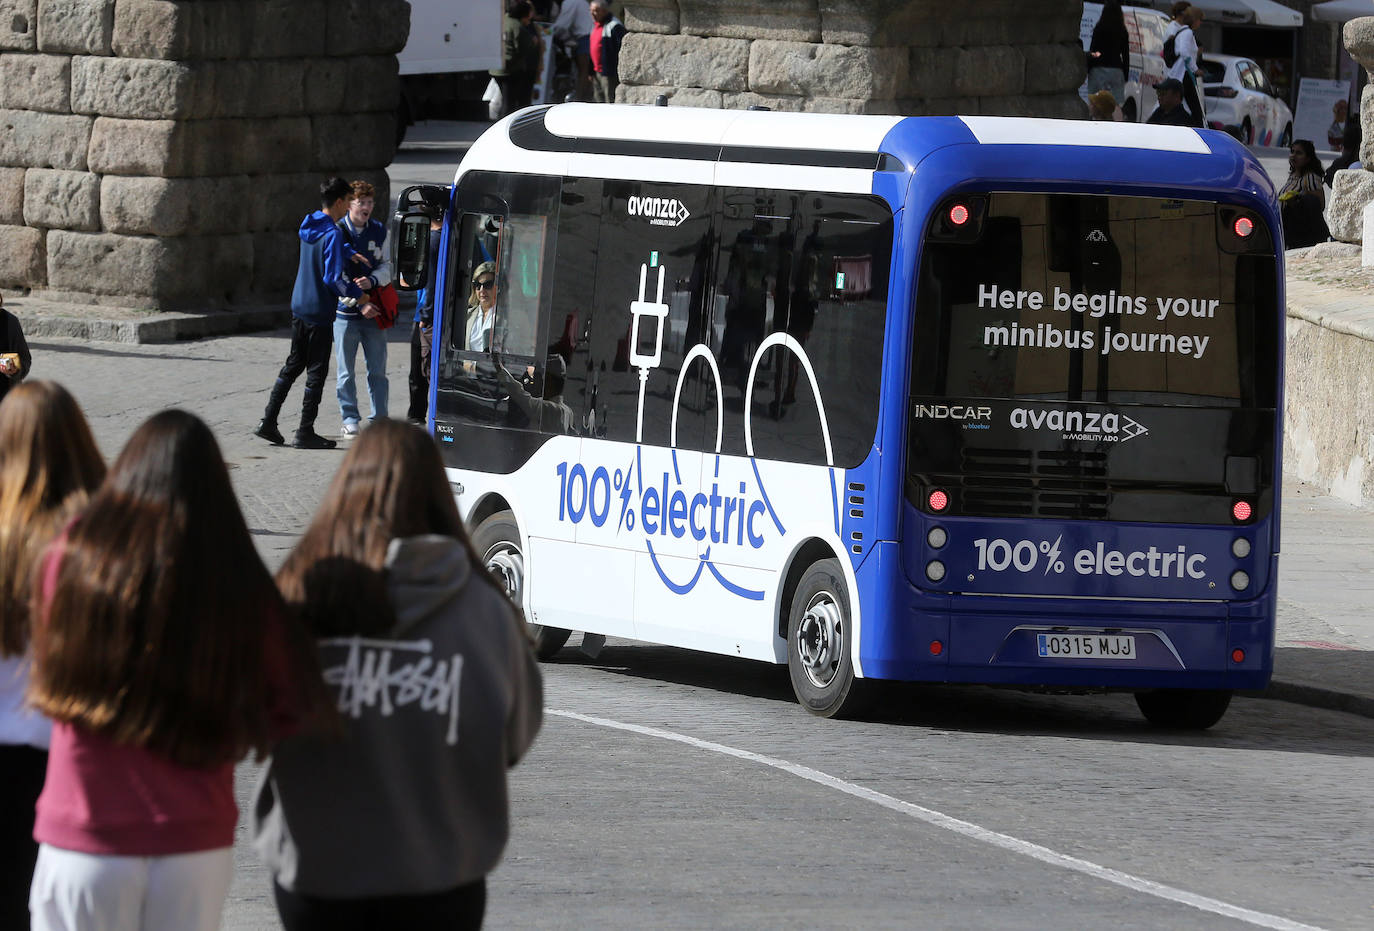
left=292, top=430, right=337, bottom=450
left=253, top=420, right=285, bottom=445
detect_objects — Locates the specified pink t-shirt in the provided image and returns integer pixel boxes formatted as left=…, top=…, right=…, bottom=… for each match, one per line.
left=34, top=726, right=236, bottom=856
left=30, top=538, right=301, bottom=856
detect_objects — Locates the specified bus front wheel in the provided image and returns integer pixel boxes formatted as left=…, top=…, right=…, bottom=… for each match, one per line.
left=472, top=511, right=571, bottom=660
left=787, top=558, right=868, bottom=718
left=1134, top=688, right=1232, bottom=729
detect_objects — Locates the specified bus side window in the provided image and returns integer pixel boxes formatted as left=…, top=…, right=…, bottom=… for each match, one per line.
left=712, top=190, right=891, bottom=467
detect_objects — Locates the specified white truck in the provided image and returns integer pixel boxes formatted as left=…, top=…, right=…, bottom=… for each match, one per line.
left=398, top=0, right=504, bottom=134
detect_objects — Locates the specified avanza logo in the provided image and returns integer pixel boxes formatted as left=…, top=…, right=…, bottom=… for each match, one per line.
left=628, top=195, right=690, bottom=227
left=1009, top=407, right=1148, bottom=443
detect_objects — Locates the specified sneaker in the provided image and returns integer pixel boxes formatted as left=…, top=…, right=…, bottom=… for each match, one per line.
left=253, top=420, right=285, bottom=445
left=292, top=430, right=337, bottom=450
left=341, top=422, right=360, bottom=436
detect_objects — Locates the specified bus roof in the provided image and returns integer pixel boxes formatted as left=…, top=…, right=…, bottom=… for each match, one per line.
left=460, top=104, right=1272, bottom=203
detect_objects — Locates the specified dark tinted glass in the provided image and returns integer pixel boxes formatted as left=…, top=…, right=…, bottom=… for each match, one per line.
left=910, top=192, right=1279, bottom=524
left=709, top=190, right=892, bottom=467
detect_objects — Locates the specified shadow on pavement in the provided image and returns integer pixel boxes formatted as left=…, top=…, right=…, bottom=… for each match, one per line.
left=554, top=642, right=1374, bottom=759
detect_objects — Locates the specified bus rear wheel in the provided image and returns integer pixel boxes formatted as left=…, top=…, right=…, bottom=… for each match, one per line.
left=787, top=558, right=868, bottom=718
left=1134, top=688, right=1232, bottom=730
left=472, top=511, right=571, bottom=660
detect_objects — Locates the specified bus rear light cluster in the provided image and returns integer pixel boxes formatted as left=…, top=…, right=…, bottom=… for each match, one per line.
left=948, top=204, right=970, bottom=226
left=1232, top=499, right=1252, bottom=522
left=928, top=489, right=949, bottom=512
left=1233, top=216, right=1254, bottom=238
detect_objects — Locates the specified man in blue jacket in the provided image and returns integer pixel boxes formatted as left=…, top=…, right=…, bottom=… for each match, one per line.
left=255, top=177, right=371, bottom=449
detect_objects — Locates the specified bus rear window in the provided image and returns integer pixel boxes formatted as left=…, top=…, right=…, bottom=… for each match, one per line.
left=914, top=193, right=1278, bottom=409
left=909, top=192, right=1280, bottom=524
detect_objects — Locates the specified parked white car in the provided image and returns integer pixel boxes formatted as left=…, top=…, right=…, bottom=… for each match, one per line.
left=1080, top=2, right=1203, bottom=124
left=1200, top=54, right=1293, bottom=148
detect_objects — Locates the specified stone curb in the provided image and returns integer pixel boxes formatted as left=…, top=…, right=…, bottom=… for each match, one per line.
left=1251, top=679, right=1374, bottom=720
left=24, top=305, right=291, bottom=344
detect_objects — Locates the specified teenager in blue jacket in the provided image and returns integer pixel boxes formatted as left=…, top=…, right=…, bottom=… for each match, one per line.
left=255, top=178, right=372, bottom=450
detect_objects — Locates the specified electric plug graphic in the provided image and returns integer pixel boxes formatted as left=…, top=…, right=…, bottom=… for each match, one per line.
left=630, top=261, right=669, bottom=443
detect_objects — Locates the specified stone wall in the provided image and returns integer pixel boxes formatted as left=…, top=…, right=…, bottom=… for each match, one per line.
left=617, top=0, right=1085, bottom=118
left=1327, top=17, right=1374, bottom=244
left=0, top=0, right=407, bottom=311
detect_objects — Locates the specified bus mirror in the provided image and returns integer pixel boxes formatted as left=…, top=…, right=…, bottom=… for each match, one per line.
left=394, top=213, right=432, bottom=292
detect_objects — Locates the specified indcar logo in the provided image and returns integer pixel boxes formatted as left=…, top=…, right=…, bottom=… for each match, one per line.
left=1086, top=229, right=1109, bottom=242
left=628, top=195, right=690, bottom=227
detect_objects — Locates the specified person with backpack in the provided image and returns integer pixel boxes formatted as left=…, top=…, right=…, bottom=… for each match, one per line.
left=1162, top=4, right=1205, bottom=128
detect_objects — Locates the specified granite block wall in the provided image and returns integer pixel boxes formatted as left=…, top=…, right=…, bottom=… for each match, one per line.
left=618, top=0, right=1086, bottom=118
left=0, top=0, right=407, bottom=310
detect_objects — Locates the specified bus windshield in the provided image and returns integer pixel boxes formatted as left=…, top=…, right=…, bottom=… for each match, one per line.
left=909, top=192, right=1280, bottom=525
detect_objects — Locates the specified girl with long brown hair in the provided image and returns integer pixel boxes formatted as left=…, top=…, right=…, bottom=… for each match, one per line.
left=0, top=381, right=104, bottom=929
left=26, top=409, right=313, bottom=931
left=256, top=418, right=542, bottom=930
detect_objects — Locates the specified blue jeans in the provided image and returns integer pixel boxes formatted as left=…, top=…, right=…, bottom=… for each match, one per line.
left=333, top=317, right=388, bottom=425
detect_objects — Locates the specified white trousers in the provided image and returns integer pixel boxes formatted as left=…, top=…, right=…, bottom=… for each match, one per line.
left=29, top=844, right=232, bottom=931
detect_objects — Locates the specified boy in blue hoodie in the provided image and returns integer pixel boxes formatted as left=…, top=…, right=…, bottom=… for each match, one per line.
left=255, top=177, right=371, bottom=449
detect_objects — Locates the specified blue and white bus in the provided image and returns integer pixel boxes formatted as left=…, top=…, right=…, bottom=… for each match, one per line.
left=392, top=104, right=1283, bottom=729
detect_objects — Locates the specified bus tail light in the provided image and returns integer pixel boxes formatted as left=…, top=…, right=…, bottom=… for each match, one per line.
left=928, top=489, right=949, bottom=513
left=1230, top=570, right=1250, bottom=591
left=1233, top=216, right=1254, bottom=238
left=1232, top=499, right=1252, bottom=522
left=929, top=195, right=986, bottom=241
left=926, top=560, right=946, bottom=582
left=1232, top=648, right=1246, bottom=663
left=930, top=640, right=944, bottom=656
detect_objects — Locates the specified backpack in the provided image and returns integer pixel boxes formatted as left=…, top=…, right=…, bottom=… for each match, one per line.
left=1162, top=28, right=1184, bottom=68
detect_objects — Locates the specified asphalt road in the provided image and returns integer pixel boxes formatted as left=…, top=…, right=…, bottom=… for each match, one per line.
left=27, top=323, right=1373, bottom=931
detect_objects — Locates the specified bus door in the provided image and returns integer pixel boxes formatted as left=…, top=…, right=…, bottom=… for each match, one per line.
left=433, top=173, right=579, bottom=619
left=568, top=179, right=717, bottom=646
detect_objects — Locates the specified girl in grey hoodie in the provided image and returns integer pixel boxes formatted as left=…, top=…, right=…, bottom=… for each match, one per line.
left=256, top=419, right=543, bottom=929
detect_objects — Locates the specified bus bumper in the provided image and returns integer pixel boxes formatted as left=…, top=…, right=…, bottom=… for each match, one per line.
left=858, top=564, right=1274, bottom=691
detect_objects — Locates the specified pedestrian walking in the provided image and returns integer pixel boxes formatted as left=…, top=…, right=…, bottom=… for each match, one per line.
left=1086, top=0, right=1129, bottom=107
left=0, top=381, right=104, bottom=931
left=0, top=294, right=32, bottom=407
left=256, top=419, right=543, bottom=931
left=255, top=177, right=373, bottom=451
left=25, top=410, right=318, bottom=931
left=589, top=0, right=625, bottom=103
left=1163, top=4, right=1205, bottom=128
left=552, top=0, right=594, bottom=101
left=333, top=180, right=392, bottom=436
left=491, top=1, right=541, bottom=118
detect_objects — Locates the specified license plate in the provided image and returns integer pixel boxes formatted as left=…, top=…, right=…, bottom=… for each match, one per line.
left=1037, top=633, right=1136, bottom=660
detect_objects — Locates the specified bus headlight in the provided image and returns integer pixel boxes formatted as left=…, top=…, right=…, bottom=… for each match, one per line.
left=926, top=560, right=946, bottom=583
left=1231, top=537, right=1251, bottom=558
left=1230, top=570, right=1249, bottom=591
left=927, top=527, right=947, bottom=549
